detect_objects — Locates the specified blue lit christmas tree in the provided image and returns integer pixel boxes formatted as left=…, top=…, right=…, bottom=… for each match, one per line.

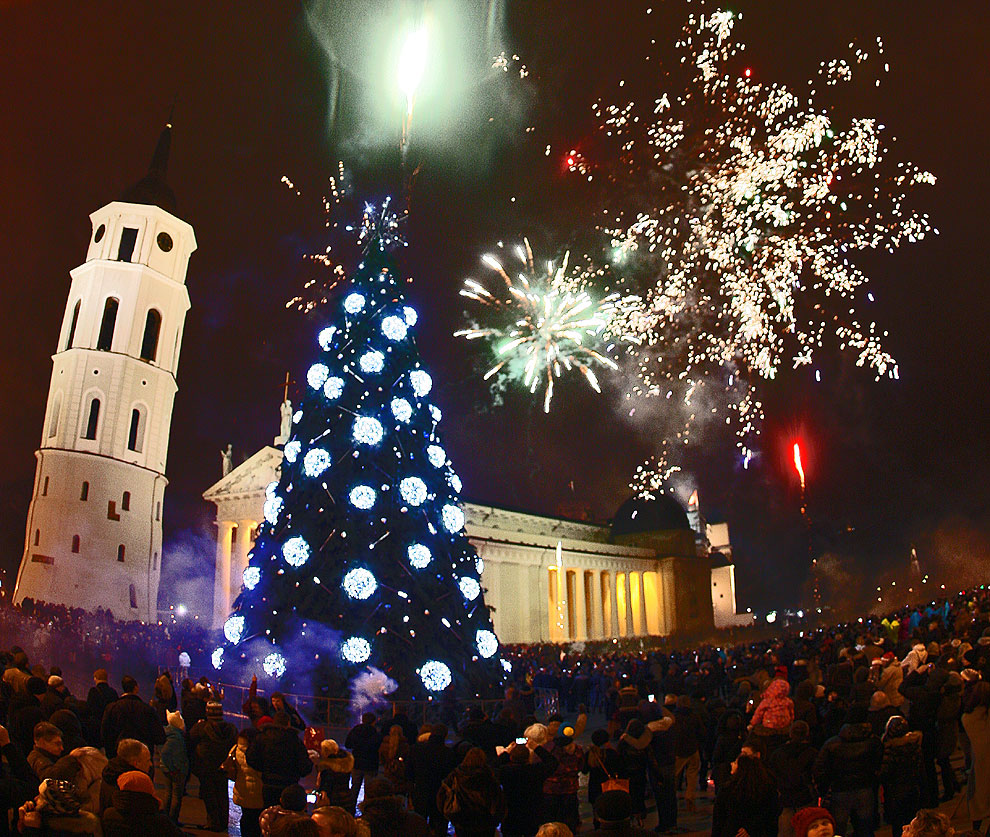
left=214, top=227, right=507, bottom=698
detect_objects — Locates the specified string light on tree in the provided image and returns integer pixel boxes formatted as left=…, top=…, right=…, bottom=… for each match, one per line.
left=264, top=495, right=283, bottom=525
left=409, top=370, right=432, bottom=397
left=318, top=327, right=337, bottom=350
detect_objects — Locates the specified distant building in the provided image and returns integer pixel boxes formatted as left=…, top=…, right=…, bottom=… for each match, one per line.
left=14, top=125, right=195, bottom=621
left=205, top=421, right=724, bottom=642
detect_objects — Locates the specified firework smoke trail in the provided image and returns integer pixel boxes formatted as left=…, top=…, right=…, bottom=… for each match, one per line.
left=584, top=4, right=935, bottom=493
left=455, top=239, right=637, bottom=413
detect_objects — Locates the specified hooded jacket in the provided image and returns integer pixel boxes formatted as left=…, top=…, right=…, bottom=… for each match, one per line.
left=436, top=762, right=506, bottom=837
left=497, top=746, right=559, bottom=836
left=189, top=718, right=237, bottom=774
left=766, top=739, right=818, bottom=808
left=99, top=756, right=139, bottom=814
left=316, top=749, right=355, bottom=809
left=246, top=726, right=312, bottom=790
left=225, top=742, right=265, bottom=810
left=752, top=678, right=794, bottom=731
left=879, top=731, right=922, bottom=797
left=160, top=725, right=189, bottom=776
left=813, top=722, right=882, bottom=794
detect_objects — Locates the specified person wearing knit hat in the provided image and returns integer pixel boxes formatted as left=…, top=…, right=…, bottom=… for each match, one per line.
left=791, top=806, right=835, bottom=837
left=880, top=715, right=922, bottom=837
left=190, top=700, right=238, bottom=831
left=160, top=710, right=189, bottom=824
left=102, top=770, right=182, bottom=836
left=592, top=790, right=652, bottom=835
left=118, top=770, right=156, bottom=795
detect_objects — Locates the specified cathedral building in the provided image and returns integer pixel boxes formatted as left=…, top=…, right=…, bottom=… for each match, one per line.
left=14, top=125, right=195, bottom=621
left=205, top=412, right=742, bottom=642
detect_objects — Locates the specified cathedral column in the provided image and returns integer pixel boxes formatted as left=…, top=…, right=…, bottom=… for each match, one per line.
left=214, top=521, right=234, bottom=627
left=591, top=570, right=604, bottom=639
left=573, top=570, right=588, bottom=641
left=637, top=572, right=649, bottom=636
left=623, top=570, right=634, bottom=636
left=555, top=566, right=568, bottom=640
left=232, top=520, right=256, bottom=601
left=608, top=571, right=620, bottom=637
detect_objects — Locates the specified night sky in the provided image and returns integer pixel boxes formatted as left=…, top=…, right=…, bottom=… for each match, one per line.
left=1, top=0, right=987, bottom=613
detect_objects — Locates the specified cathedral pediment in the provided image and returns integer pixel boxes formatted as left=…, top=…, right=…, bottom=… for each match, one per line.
left=203, top=445, right=281, bottom=501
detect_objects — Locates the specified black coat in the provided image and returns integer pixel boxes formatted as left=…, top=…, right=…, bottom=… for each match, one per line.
left=345, top=721, right=382, bottom=771
left=189, top=719, right=238, bottom=774
left=497, top=746, right=559, bottom=836
left=437, top=763, right=506, bottom=837
left=711, top=768, right=780, bottom=837
left=767, top=740, right=818, bottom=809
left=7, top=693, right=45, bottom=756
left=813, top=722, right=882, bottom=794
left=360, top=794, right=431, bottom=837
left=0, top=740, right=36, bottom=837
left=101, top=695, right=165, bottom=757
left=86, top=683, right=119, bottom=722
left=408, top=737, right=456, bottom=822
left=102, top=789, right=183, bottom=837
left=245, top=726, right=312, bottom=790
left=880, top=731, right=923, bottom=799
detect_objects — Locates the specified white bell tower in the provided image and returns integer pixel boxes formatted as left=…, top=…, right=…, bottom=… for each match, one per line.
left=14, top=124, right=196, bottom=622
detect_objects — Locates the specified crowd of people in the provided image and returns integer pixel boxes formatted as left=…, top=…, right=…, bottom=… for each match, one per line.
left=0, top=587, right=986, bottom=837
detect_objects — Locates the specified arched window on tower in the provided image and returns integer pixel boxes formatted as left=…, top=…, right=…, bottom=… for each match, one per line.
left=82, top=398, right=100, bottom=440
left=121, top=491, right=130, bottom=511
left=66, top=301, right=81, bottom=350
left=140, top=310, right=161, bottom=362
left=96, top=298, right=118, bottom=351
left=117, top=545, right=125, bottom=562
left=129, top=584, right=137, bottom=609
left=127, top=408, right=145, bottom=453
left=71, top=535, right=80, bottom=553
left=33, top=530, right=39, bottom=546
left=48, top=393, right=62, bottom=438
left=80, top=482, right=89, bottom=501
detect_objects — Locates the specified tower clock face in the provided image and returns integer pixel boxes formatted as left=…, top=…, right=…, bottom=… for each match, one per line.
left=156, top=232, right=173, bottom=252
left=94, top=224, right=106, bottom=243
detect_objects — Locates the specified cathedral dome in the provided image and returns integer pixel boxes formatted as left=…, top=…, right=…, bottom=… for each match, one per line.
left=611, top=494, right=691, bottom=537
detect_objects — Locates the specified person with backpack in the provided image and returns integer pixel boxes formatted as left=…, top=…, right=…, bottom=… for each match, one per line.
left=437, top=748, right=506, bottom=837
left=379, top=725, right=411, bottom=798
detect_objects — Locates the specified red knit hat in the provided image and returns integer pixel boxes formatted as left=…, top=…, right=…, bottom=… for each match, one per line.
left=118, top=771, right=156, bottom=796
left=791, top=806, right=835, bottom=837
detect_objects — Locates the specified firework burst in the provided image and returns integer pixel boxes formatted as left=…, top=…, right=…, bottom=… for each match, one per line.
left=456, top=239, right=634, bottom=413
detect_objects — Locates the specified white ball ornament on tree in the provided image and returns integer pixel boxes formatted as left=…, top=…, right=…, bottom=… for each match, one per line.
left=318, top=326, right=337, bottom=350
left=448, top=472, right=463, bottom=493
left=263, top=652, right=287, bottom=679
left=476, top=630, right=498, bottom=658
left=323, top=377, right=344, bottom=400
left=344, top=292, right=366, bottom=314
left=381, top=315, right=408, bottom=341
left=264, top=495, right=284, bottom=525
left=353, top=416, right=384, bottom=446
left=303, top=448, right=332, bottom=478
left=403, top=306, right=418, bottom=326
left=307, top=363, right=330, bottom=390
left=282, top=536, right=311, bottom=567
left=399, top=477, right=428, bottom=506
left=426, top=445, right=446, bottom=468
left=223, top=615, right=245, bottom=644
left=341, top=636, right=372, bottom=663
left=349, top=485, right=376, bottom=509
left=359, top=350, right=385, bottom=374
left=409, top=370, right=432, bottom=397
left=243, top=566, right=261, bottom=590
left=391, top=398, right=413, bottom=423
left=501, top=659, right=513, bottom=673
left=284, top=441, right=301, bottom=464
left=212, top=647, right=224, bottom=670
left=459, top=577, right=481, bottom=601
left=442, top=504, right=465, bottom=533
left=407, top=543, right=432, bottom=569
left=342, top=568, right=378, bottom=600
left=419, top=660, right=452, bottom=692
left=476, top=557, right=485, bottom=575
left=429, top=405, right=442, bottom=422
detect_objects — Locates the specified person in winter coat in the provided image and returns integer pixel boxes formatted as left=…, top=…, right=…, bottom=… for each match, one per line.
left=879, top=715, right=923, bottom=837
left=436, top=748, right=505, bottom=837
left=867, top=692, right=895, bottom=737
left=27, top=722, right=63, bottom=780
left=590, top=789, right=654, bottom=837
left=99, top=738, right=151, bottom=814
left=900, top=662, right=948, bottom=808
left=710, top=750, right=780, bottom=837
left=269, top=694, right=306, bottom=733
left=101, top=770, right=183, bottom=837
left=182, top=682, right=209, bottom=731
left=189, top=702, right=238, bottom=831
left=962, top=680, right=990, bottom=831
left=316, top=739, right=354, bottom=813
left=875, top=653, right=904, bottom=709
left=45, top=745, right=108, bottom=815
left=343, top=713, right=382, bottom=802
left=101, top=676, right=166, bottom=761
left=542, top=730, right=583, bottom=833
left=616, top=720, right=651, bottom=823
left=409, top=725, right=456, bottom=835
left=936, top=671, right=963, bottom=801
left=224, top=728, right=265, bottom=837
left=247, top=712, right=313, bottom=807
left=151, top=673, right=178, bottom=727
left=813, top=706, right=883, bottom=837
left=358, top=777, right=430, bottom=837
left=671, top=696, right=704, bottom=812
left=766, top=721, right=817, bottom=837
left=497, top=740, right=558, bottom=837
left=711, top=709, right=745, bottom=791
left=751, top=677, right=795, bottom=754
left=49, top=709, right=86, bottom=754
left=378, top=725, right=411, bottom=797
left=40, top=677, right=68, bottom=719
left=8, top=678, right=46, bottom=756
left=792, top=682, right=822, bottom=747
left=159, top=710, right=188, bottom=824
left=583, top=729, right=622, bottom=824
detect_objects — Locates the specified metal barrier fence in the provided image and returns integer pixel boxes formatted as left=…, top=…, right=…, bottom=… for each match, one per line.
left=160, top=666, right=560, bottom=731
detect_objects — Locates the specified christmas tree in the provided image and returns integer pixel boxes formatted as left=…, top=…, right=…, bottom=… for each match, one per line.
left=214, top=231, right=507, bottom=699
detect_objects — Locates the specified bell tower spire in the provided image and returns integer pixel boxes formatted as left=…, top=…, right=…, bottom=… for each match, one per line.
left=14, top=123, right=196, bottom=621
